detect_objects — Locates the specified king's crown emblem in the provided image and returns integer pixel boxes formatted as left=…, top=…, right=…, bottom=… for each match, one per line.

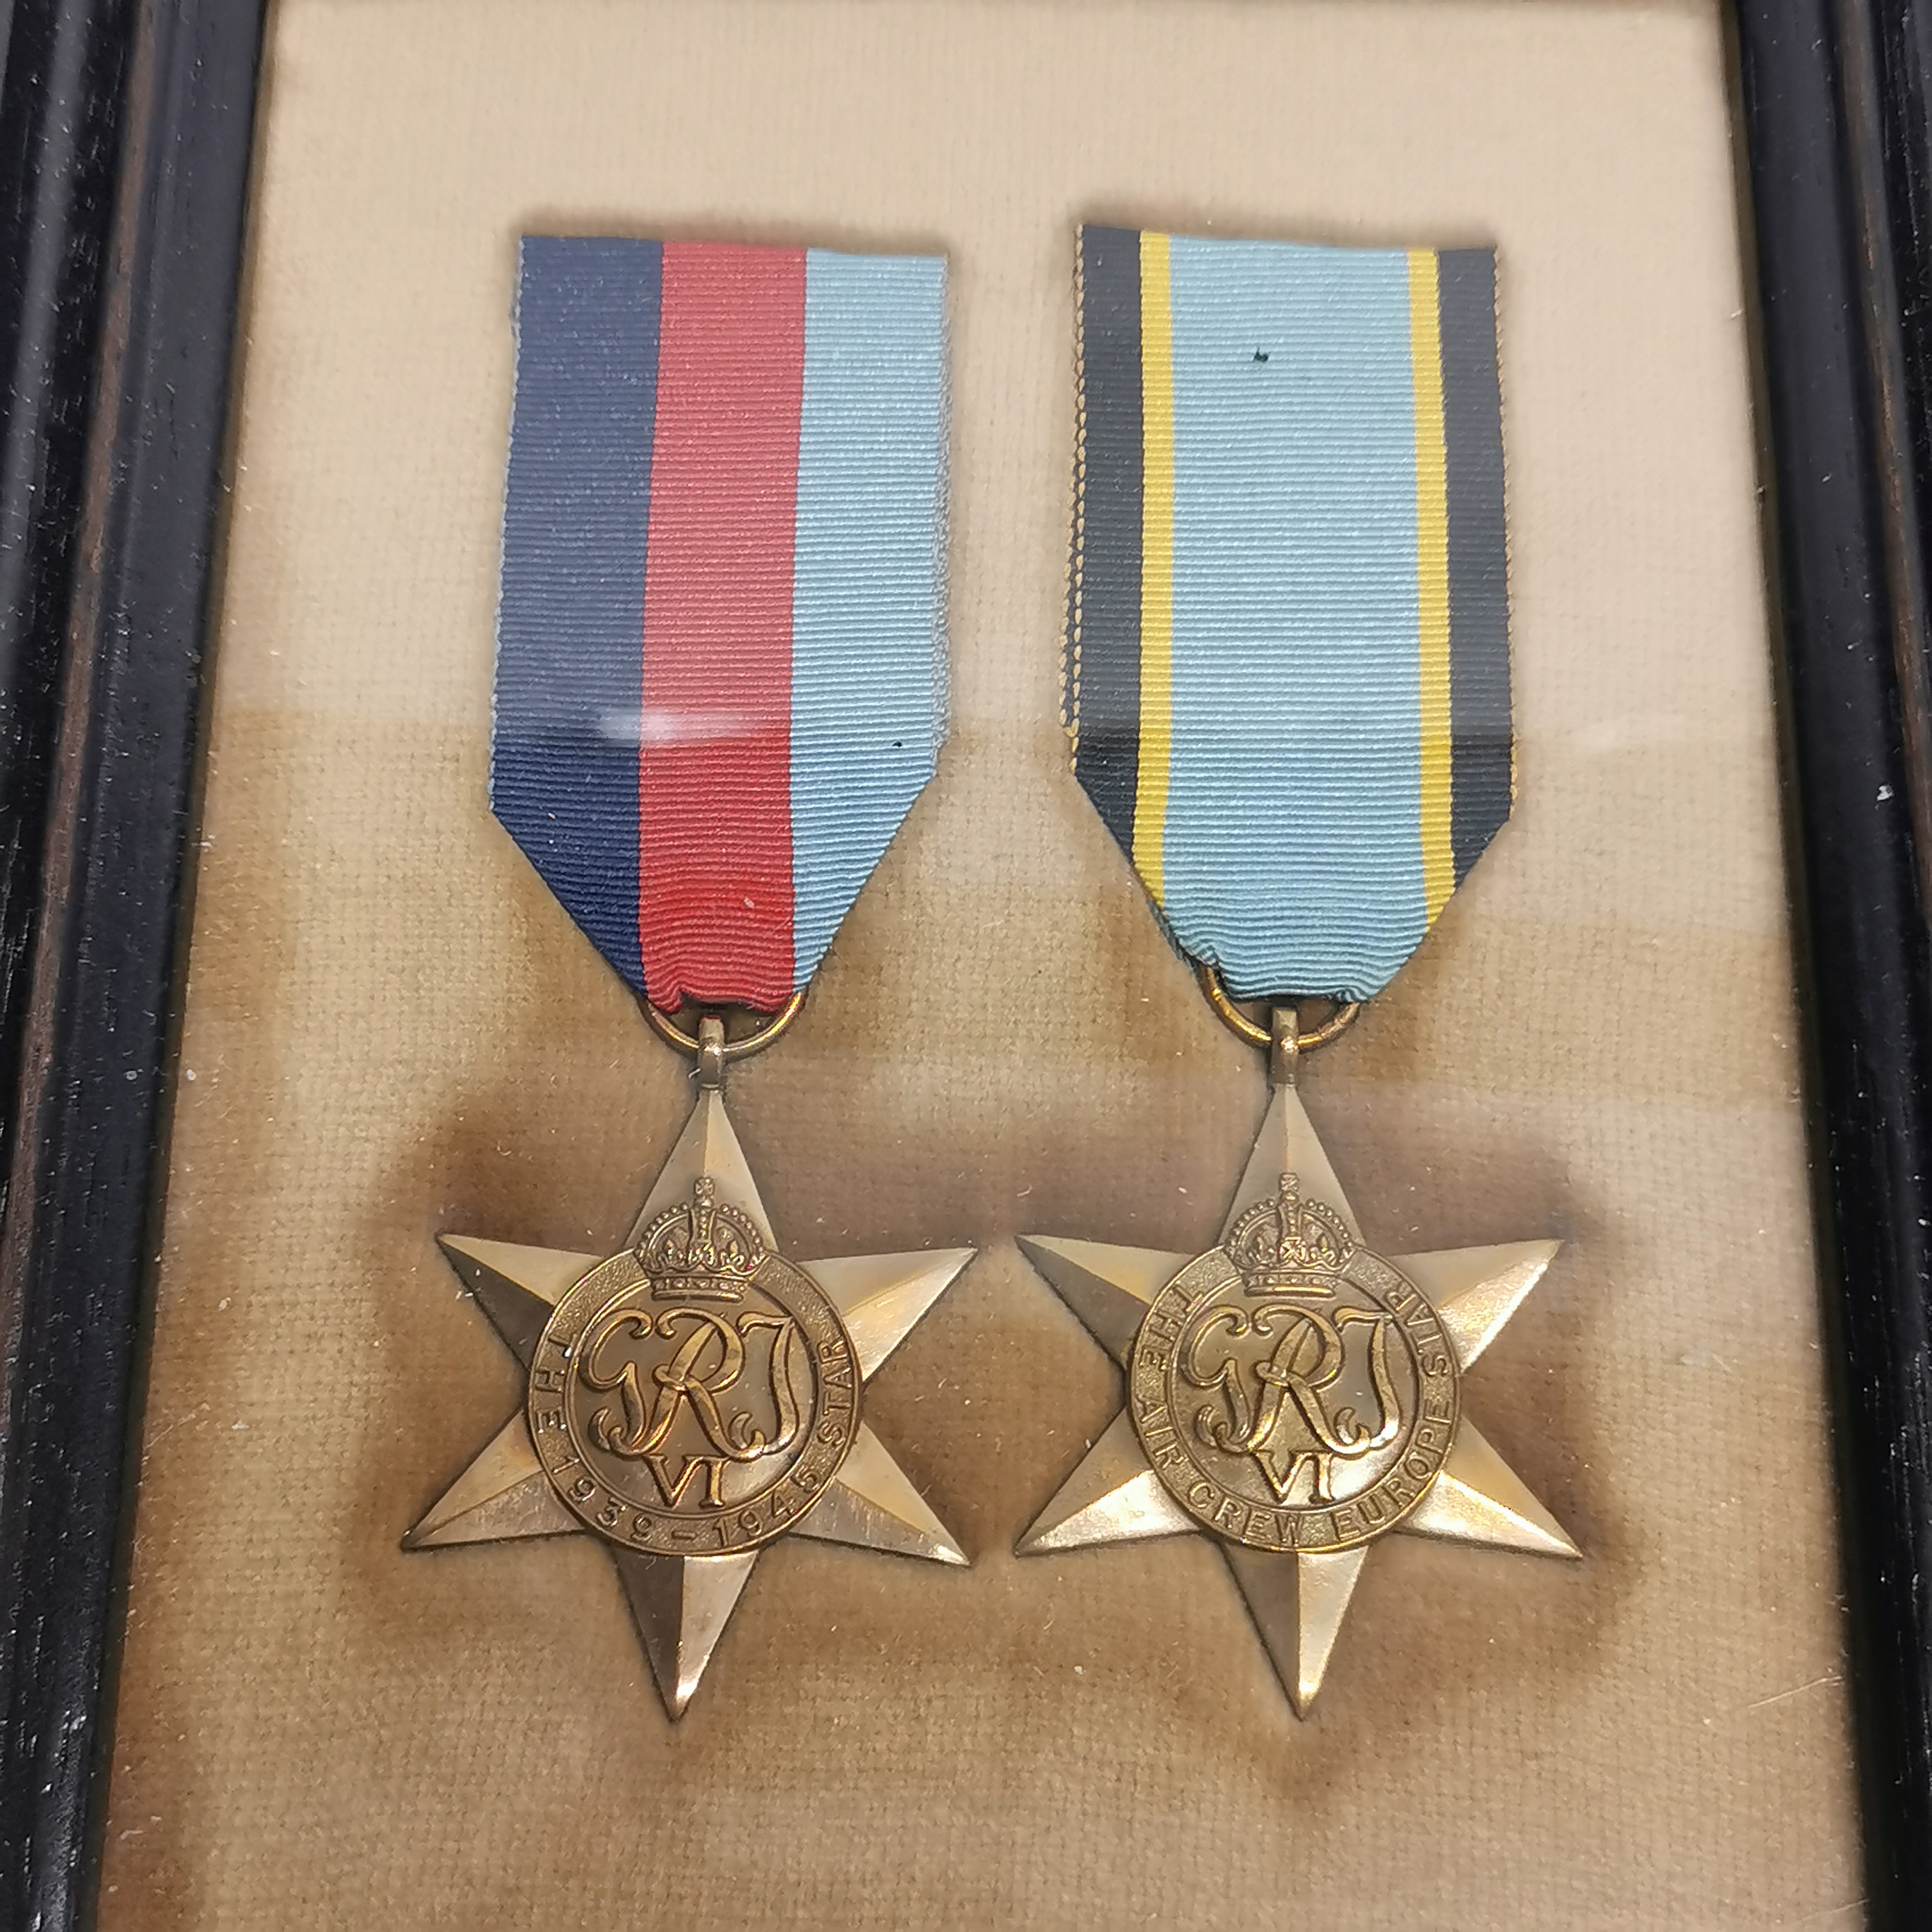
left=1227, top=1173, right=1356, bottom=1294
left=637, top=1177, right=767, bottom=1300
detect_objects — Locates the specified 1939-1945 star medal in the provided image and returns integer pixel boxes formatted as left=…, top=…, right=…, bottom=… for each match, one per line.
left=1031, top=226, right=1578, bottom=1714
left=410, top=1052, right=972, bottom=1717
left=405, top=235, right=967, bottom=1718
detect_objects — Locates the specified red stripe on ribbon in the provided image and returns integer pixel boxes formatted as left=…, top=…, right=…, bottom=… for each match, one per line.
left=638, top=243, right=804, bottom=1010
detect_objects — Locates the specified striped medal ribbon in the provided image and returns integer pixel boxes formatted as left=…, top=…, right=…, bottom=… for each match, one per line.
left=1066, top=226, right=1511, bottom=1004
left=494, top=237, right=948, bottom=1013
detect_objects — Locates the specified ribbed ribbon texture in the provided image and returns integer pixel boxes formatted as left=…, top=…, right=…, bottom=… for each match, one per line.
left=1065, top=227, right=1510, bottom=1003
left=494, top=237, right=948, bottom=1012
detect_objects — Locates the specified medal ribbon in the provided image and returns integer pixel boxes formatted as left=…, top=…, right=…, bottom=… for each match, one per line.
left=494, top=238, right=948, bottom=1012
left=1066, top=227, right=1511, bottom=1003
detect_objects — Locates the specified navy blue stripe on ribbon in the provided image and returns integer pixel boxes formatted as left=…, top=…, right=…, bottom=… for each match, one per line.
left=493, top=237, right=661, bottom=991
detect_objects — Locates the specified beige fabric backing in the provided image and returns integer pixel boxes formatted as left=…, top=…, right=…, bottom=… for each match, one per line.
left=97, top=0, right=1862, bottom=1924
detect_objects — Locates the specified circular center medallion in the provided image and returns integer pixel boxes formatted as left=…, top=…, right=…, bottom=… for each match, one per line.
left=1127, top=1174, right=1460, bottom=1553
left=527, top=1179, right=860, bottom=1556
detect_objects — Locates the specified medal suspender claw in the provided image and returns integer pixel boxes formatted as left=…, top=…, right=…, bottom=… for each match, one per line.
left=405, top=237, right=972, bottom=1721
left=1022, top=226, right=1579, bottom=1717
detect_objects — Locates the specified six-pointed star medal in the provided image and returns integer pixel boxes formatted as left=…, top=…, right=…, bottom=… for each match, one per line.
left=1017, top=1082, right=1578, bottom=1715
left=405, top=1084, right=974, bottom=1718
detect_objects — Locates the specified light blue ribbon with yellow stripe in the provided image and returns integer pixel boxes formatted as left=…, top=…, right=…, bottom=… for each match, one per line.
left=1066, top=227, right=1510, bottom=1003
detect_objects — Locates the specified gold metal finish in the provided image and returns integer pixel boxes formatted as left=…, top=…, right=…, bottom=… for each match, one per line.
left=696, top=1013, right=727, bottom=1089
left=1224, top=1543, right=1368, bottom=1717
left=526, top=1193, right=863, bottom=1554
left=1129, top=1201, right=1460, bottom=1549
left=399, top=1414, right=577, bottom=1550
left=612, top=1548, right=758, bottom=1722
left=1270, top=1003, right=1300, bottom=1089
left=641, top=986, right=807, bottom=1065
left=790, top=1424, right=967, bottom=1563
left=407, top=1077, right=974, bottom=1719
left=1398, top=1419, right=1577, bottom=1556
left=1015, top=1080, right=1576, bottom=1715
left=1224, top=1082, right=1361, bottom=1242
left=804, top=1248, right=982, bottom=1380
left=1193, top=962, right=1360, bottom=1058
left=1012, top=1236, right=1191, bottom=1367
left=1014, top=1410, right=1194, bottom=1553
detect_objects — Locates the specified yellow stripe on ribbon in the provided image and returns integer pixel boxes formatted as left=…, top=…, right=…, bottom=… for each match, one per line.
left=1134, top=231, right=1176, bottom=898
left=1408, top=249, right=1455, bottom=923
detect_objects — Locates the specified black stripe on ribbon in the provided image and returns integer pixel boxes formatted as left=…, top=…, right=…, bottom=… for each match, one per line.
left=1070, top=225, right=1144, bottom=857
left=1439, top=247, right=1512, bottom=885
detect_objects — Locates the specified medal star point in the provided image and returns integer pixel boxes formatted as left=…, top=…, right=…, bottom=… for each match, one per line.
left=613, top=1549, right=759, bottom=1722
left=1015, top=1410, right=1194, bottom=1555
left=407, top=1097, right=974, bottom=1719
left=400, top=1413, right=575, bottom=1550
left=1224, top=1544, right=1369, bottom=1718
left=804, top=1247, right=977, bottom=1379
left=433, top=1236, right=600, bottom=1366
left=790, top=1422, right=968, bottom=1566
left=1015, top=1089, right=1576, bottom=1715
left=1014, top=1237, right=1191, bottom=1366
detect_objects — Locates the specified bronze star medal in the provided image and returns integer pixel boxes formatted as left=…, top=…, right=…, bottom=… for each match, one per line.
left=1048, top=227, right=1573, bottom=1710
left=406, top=1037, right=973, bottom=1717
left=1017, top=1046, right=1577, bottom=1716
left=439, top=233, right=966, bottom=1717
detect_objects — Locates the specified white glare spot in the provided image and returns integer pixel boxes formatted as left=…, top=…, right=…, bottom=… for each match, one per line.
left=597, top=707, right=763, bottom=747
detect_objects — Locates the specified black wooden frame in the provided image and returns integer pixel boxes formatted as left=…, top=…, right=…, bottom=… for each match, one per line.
left=1, top=0, right=1930, bottom=1923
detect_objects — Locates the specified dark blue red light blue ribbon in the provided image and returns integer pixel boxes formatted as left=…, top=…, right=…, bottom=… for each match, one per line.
left=494, top=237, right=948, bottom=1013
